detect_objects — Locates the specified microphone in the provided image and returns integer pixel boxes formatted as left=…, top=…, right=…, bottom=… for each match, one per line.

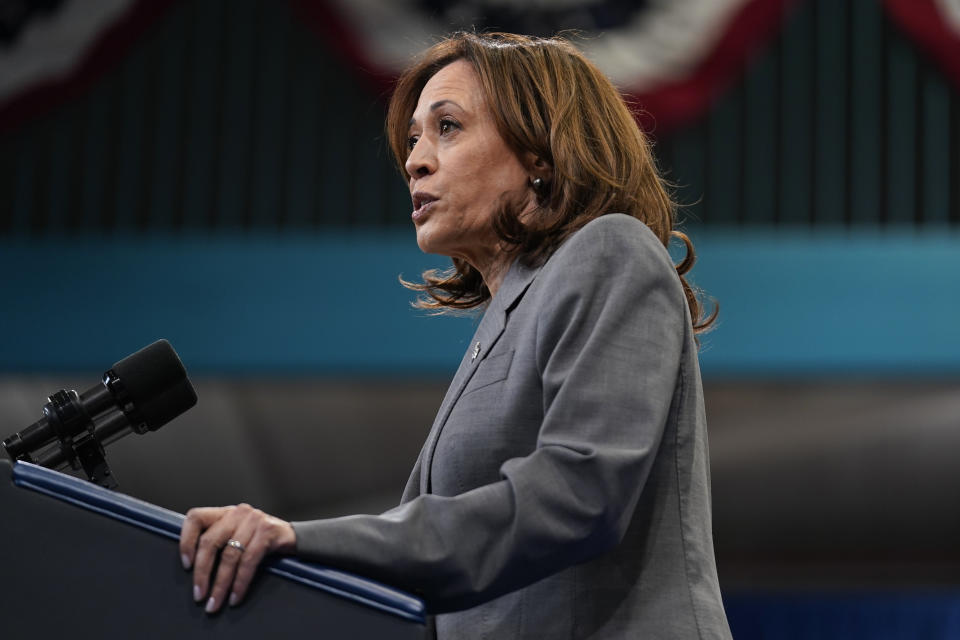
left=2, top=339, right=197, bottom=488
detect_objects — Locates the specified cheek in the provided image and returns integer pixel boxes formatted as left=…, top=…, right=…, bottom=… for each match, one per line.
left=457, top=171, right=526, bottom=224
left=450, top=140, right=525, bottom=187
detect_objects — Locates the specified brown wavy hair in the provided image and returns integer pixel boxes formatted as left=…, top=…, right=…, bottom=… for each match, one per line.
left=386, top=32, right=716, bottom=333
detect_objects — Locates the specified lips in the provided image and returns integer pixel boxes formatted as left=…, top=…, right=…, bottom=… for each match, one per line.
left=411, top=191, right=438, bottom=220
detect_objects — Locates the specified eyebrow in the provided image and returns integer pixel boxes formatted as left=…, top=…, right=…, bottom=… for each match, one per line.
left=409, top=99, right=462, bottom=127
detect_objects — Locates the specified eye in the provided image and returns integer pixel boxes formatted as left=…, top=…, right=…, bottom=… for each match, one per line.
left=439, top=118, right=459, bottom=135
left=407, top=135, right=418, bottom=151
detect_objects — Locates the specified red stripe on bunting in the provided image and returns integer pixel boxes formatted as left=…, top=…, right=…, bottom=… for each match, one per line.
left=631, top=0, right=802, bottom=134
left=0, top=0, right=178, bottom=136
left=287, top=0, right=397, bottom=99
left=884, top=0, right=960, bottom=88
left=0, top=0, right=801, bottom=137
left=293, top=0, right=800, bottom=134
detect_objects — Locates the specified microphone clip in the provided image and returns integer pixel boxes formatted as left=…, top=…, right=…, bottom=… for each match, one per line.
left=14, top=388, right=119, bottom=489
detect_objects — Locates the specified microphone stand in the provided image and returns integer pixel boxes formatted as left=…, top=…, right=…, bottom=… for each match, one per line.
left=8, top=387, right=122, bottom=489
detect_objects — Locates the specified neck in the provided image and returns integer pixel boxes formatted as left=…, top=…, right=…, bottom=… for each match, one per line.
left=478, top=252, right=513, bottom=298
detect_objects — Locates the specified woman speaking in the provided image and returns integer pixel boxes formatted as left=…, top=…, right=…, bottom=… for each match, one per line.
left=180, top=32, right=731, bottom=640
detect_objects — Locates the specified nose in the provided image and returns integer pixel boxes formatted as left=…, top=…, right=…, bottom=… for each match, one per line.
left=405, top=135, right=436, bottom=179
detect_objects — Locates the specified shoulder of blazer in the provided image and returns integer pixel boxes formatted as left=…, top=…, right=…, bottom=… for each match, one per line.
left=538, top=213, right=678, bottom=289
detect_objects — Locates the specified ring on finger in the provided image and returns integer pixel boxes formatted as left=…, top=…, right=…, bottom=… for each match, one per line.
left=226, top=538, right=246, bottom=553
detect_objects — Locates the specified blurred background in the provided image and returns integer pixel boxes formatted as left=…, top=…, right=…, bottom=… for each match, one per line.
left=2, top=0, right=959, bottom=636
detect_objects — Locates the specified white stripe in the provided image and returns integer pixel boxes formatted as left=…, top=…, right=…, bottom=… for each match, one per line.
left=328, top=0, right=754, bottom=92
left=0, top=0, right=135, bottom=103
left=934, top=0, right=960, bottom=35
left=579, top=0, right=753, bottom=89
left=328, top=0, right=442, bottom=71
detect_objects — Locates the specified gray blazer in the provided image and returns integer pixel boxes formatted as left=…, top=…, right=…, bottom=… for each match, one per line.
left=292, top=214, right=732, bottom=639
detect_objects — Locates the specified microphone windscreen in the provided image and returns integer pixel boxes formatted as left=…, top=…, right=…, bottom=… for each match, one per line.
left=111, top=339, right=198, bottom=431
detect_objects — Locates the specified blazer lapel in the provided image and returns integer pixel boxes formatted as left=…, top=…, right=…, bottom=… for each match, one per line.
left=419, top=258, right=541, bottom=493
left=399, top=447, right=424, bottom=503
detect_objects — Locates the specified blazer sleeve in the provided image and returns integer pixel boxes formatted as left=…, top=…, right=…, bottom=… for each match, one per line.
left=291, top=218, right=688, bottom=613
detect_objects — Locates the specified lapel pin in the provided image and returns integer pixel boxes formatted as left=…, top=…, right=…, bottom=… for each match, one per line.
left=471, top=342, right=481, bottom=362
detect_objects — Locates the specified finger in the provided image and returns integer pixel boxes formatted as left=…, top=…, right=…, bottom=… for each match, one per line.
left=205, top=514, right=258, bottom=613
left=179, top=506, right=228, bottom=570
left=192, top=506, right=245, bottom=603
left=227, top=519, right=279, bottom=607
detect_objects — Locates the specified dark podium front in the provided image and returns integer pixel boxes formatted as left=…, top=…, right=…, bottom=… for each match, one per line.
left=0, top=460, right=426, bottom=638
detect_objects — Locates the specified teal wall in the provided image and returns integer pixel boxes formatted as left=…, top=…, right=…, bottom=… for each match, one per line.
left=1, top=229, right=957, bottom=375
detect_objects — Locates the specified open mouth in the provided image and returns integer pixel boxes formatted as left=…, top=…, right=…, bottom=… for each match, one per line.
left=412, top=192, right=438, bottom=218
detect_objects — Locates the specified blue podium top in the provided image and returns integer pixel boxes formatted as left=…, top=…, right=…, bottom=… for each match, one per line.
left=11, top=461, right=426, bottom=624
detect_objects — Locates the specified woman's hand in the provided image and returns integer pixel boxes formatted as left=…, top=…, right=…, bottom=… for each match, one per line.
left=179, top=503, right=297, bottom=613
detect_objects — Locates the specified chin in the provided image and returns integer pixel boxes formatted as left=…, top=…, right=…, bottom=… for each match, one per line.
left=414, top=228, right=440, bottom=255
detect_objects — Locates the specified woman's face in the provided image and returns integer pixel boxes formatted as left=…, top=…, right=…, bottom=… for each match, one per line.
left=405, top=60, right=532, bottom=275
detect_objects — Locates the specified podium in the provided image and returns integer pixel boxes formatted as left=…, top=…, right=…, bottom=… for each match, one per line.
left=0, top=459, right=426, bottom=638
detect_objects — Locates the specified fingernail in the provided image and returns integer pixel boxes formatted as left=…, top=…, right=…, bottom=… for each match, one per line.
left=205, top=597, right=217, bottom=613
left=229, top=592, right=239, bottom=607
left=193, top=585, right=202, bottom=602
left=181, top=554, right=191, bottom=570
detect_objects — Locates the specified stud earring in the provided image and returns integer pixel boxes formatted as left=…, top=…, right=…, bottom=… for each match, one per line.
left=532, top=177, right=544, bottom=191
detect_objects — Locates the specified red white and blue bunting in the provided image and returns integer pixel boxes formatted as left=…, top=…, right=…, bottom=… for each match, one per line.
left=3, top=0, right=960, bottom=136
left=293, top=0, right=797, bottom=132
left=0, top=0, right=176, bottom=135
left=885, top=0, right=960, bottom=88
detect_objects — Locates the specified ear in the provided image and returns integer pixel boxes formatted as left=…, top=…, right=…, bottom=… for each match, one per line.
left=522, top=151, right=553, bottom=183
